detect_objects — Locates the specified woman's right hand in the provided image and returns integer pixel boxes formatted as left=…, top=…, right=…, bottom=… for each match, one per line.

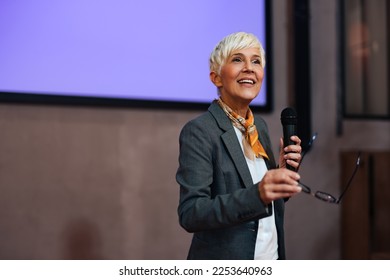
left=258, top=168, right=301, bottom=205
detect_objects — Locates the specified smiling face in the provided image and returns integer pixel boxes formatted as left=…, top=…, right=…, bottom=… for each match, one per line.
left=210, top=47, right=264, bottom=112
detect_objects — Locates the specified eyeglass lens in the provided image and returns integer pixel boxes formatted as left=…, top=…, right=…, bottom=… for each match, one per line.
left=298, top=182, right=338, bottom=204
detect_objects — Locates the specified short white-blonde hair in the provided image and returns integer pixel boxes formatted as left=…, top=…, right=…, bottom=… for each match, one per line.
left=209, top=32, right=265, bottom=74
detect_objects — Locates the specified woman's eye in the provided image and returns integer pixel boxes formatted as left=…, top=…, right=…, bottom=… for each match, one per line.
left=252, top=59, right=261, bottom=64
left=232, top=57, right=242, bottom=62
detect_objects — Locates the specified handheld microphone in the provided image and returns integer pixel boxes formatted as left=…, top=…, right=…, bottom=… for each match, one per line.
left=280, top=107, right=298, bottom=171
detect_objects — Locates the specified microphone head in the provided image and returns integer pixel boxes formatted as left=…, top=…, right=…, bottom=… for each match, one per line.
left=281, top=107, right=297, bottom=125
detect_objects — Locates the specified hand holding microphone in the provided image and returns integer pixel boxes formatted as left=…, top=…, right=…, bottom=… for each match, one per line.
left=257, top=108, right=302, bottom=205
left=280, top=107, right=302, bottom=171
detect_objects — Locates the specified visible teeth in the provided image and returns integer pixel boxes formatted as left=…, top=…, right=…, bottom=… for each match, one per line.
left=238, top=79, right=254, bottom=84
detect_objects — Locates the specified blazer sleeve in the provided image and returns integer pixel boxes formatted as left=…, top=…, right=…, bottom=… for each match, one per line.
left=176, top=117, right=271, bottom=233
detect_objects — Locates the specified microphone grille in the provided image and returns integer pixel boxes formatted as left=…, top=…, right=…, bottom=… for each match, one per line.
left=281, top=107, right=297, bottom=125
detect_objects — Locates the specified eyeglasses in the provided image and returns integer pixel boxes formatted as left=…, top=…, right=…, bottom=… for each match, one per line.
left=297, top=133, right=361, bottom=204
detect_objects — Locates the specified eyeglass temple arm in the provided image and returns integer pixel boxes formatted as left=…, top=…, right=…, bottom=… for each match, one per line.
left=337, top=152, right=361, bottom=203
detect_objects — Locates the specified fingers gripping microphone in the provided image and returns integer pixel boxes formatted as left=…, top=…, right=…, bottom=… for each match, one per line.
left=281, top=107, right=297, bottom=171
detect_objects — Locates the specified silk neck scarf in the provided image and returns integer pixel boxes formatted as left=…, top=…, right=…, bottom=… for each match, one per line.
left=217, top=98, right=269, bottom=161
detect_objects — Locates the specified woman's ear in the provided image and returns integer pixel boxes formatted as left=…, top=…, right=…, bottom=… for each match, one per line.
left=210, top=71, right=223, bottom=87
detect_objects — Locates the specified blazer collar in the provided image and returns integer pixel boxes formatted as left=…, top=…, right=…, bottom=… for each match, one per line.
left=208, top=100, right=232, bottom=132
left=208, top=100, right=254, bottom=188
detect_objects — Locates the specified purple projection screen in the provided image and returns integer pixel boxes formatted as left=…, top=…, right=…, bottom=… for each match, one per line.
left=0, top=0, right=271, bottom=111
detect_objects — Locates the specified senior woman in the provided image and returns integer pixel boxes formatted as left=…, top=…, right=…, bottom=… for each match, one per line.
left=176, top=32, right=302, bottom=260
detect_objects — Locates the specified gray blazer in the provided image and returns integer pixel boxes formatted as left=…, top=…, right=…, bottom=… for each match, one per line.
left=176, top=100, right=286, bottom=260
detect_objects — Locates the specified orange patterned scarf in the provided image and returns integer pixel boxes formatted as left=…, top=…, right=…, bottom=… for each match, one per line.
left=217, top=98, right=269, bottom=160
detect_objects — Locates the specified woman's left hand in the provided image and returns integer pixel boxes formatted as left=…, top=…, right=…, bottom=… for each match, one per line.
left=279, top=136, right=302, bottom=171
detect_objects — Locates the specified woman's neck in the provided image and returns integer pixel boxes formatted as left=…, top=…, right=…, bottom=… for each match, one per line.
left=219, top=97, right=249, bottom=118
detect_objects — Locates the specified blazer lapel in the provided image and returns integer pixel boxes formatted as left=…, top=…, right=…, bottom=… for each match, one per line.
left=255, top=116, right=277, bottom=170
left=209, top=101, right=254, bottom=188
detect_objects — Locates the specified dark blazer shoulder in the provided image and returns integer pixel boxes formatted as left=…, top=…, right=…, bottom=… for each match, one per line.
left=181, top=100, right=232, bottom=133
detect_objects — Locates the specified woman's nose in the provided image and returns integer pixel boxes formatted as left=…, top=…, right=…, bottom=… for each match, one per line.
left=242, top=61, right=254, bottom=72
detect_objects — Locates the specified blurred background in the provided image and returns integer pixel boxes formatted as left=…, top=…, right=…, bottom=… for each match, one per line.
left=0, top=0, right=389, bottom=259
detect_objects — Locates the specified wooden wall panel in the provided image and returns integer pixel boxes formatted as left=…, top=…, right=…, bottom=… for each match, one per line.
left=341, top=151, right=390, bottom=260
left=372, top=152, right=390, bottom=259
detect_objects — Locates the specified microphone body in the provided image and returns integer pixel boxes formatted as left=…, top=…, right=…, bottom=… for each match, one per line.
left=281, top=107, right=298, bottom=171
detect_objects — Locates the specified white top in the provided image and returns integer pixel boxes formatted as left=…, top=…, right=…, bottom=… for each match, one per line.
left=233, top=127, right=279, bottom=260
